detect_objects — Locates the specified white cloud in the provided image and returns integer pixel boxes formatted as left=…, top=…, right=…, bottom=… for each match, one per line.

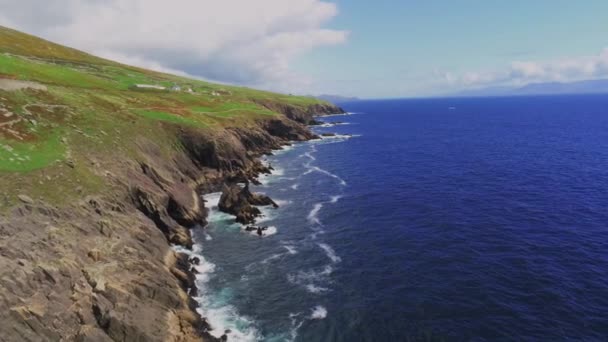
left=0, top=0, right=348, bottom=92
left=444, top=48, right=608, bottom=88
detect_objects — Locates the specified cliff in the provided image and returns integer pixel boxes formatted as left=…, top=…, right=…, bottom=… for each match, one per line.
left=0, top=26, right=343, bottom=341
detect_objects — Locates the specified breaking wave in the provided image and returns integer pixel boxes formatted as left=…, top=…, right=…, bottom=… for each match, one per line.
left=307, top=203, right=323, bottom=225
left=318, top=243, right=342, bottom=263
left=310, top=306, right=328, bottom=320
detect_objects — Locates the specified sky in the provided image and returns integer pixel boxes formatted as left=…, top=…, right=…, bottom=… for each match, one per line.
left=1, top=0, right=607, bottom=98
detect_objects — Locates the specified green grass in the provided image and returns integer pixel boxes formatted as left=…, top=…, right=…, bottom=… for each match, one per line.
left=0, top=25, right=337, bottom=208
left=0, top=54, right=111, bottom=88
left=135, top=109, right=205, bottom=127
left=0, top=132, right=64, bottom=172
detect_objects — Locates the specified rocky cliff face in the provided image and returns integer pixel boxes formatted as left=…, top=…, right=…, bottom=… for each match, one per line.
left=0, top=103, right=340, bottom=342
left=254, top=99, right=345, bottom=125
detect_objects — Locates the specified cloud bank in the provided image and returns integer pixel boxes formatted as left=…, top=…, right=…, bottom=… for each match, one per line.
left=443, top=48, right=608, bottom=89
left=0, top=0, right=348, bottom=92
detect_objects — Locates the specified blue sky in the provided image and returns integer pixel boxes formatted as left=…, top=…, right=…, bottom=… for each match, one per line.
left=294, top=1, right=608, bottom=98
left=3, top=1, right=608, bottom=98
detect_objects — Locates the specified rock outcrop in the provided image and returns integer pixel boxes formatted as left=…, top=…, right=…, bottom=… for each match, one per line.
left=218, top=182, right=278, bottom=224
left=0, top=102, right=330, bottom=342
left=253, top=100, right=345, bottom=125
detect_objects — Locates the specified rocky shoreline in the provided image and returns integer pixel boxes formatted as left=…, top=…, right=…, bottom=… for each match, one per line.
left=0, top=102, right=344, bottom=341
left=178, top=104, right=346, bottom=340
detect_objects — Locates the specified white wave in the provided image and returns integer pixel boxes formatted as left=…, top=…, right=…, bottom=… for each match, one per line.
left=317, top=122, right=352, bottom=128
left=318, top=243, right=342, bottom=263
left=203, top=192, right=222, bottom=210
left=205, top=233, right=213, bottom=241
left=283, top=245, right=298, bottom=255
left=274, top=144, right=295, bottom=154
left=173, top=241, right=260, bottom=341
left=307, top=203, right=323, bottom=225
left=305, top=166, right=347, bottom=186
left=304, top=151, right=316, bottom=161
left=306, top=284, right=329, bottom=294
left=203, top=192, right=248, bottom=229
left=197, top=300, right=260, bottom=341
left=322, top=112, right=354, bottom=117
left=309, top=231, right=325, bottom=240
left=256, top=205, right=279, bottom=223
left=274, top=199, right=292, bottom=206
left=288, top=313, right=304, bottom=342
left=290, top=183, right=299, bottom=190
left=287, top=265, right=333, bottom=285
left=258, top=166, right=285, bottom=185
left=329, top=195, right=343, bottom=204
left=320, top=134, right=360, bottom=140
left=310, top=306, right=328, bottom=320
left=261, top=253, right=283, bottom=264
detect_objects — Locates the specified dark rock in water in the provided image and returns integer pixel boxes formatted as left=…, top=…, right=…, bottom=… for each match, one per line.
left=309, top=120, right=323, bottom=126
left=218, top=182, right=278, bottom=224
left=225, top=329, right=232, bottom=334
left=189, top=256, right=200, bottom=265
left=321, top=133, right=336, bottom=137
left=220, top=334, right=228, bottom=341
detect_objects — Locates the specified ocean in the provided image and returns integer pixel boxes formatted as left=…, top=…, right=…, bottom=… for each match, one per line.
left=183, top=95, right=608, bottom=341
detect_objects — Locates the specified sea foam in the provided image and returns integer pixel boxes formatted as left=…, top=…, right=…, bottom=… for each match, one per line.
left=304, top=165, right=347, bottom=186
left=307, top=203, right=323, bottom=225
left=330, top=195, right=343, bottom=204
left=310, top=306, right=328, bottom=320
left=318, top=243, right=342, bottom=263
left=172, top=242, right=260, bottom=341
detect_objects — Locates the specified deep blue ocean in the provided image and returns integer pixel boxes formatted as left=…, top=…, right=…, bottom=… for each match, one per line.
left=185, top=95, right=608, bottom=341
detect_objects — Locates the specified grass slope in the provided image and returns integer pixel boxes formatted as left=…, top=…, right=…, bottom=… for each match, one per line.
left=0, top=26, right=330, bottom=209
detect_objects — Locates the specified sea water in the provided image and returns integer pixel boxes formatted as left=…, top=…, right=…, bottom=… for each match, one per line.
left=192, top=95, right=608, bottom=341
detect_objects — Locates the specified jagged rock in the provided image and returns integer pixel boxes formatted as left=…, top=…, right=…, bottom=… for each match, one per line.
left=218, top=183, right=278, bottom=224
left=252, top=100, right=345, bottom=125
left=0, top=98, right=331, bottom=342
left=87, top=249, right=101, bottom=262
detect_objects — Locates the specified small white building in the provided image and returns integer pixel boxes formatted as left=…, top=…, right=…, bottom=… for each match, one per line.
left=170, top=84, right=181, bottom=92
left=134, top=84, right=166, bottom=90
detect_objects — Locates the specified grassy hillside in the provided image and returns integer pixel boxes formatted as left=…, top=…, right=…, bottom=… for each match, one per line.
left=0, top=26, right=330, bottom=208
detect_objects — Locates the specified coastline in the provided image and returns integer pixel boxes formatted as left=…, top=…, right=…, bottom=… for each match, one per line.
left=186, top=112, right=358, bottom=340
left=179, top=106, right=347, bottom=340
left=0, top=101, right=344, bottom=341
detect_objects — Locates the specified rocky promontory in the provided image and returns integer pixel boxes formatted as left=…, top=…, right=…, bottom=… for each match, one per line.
left=218, top=182, right=278, bottom=224
left=0, top=25, right=345, bottom=342
left=0, top=101, right=343, bottom=342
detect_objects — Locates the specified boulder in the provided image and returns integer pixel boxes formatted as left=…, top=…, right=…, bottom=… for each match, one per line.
left=17, top=194, right=34, bottom=204
left=218, top=183, right=278, bottom=225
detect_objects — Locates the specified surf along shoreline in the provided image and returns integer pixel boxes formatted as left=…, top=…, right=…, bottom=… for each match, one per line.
left=175, top=105, right=352, bottom=340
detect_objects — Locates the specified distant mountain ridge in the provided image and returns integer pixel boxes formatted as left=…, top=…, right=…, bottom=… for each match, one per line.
left=454, top=79, right=608, bottom=97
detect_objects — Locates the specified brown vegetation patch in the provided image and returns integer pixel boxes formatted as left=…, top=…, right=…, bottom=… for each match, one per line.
left=87, top=95, right=123, bottom=112
left=148, top=106, right=192, bottom=117
left=24, top=104, right=71, bottom=123
left=0, top=120, right=37, bottom=141
left=0, top=73, right=17, bottom=80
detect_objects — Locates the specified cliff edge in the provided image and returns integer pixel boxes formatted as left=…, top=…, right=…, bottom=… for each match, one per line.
left=0, top=26, right=343, bottom=341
